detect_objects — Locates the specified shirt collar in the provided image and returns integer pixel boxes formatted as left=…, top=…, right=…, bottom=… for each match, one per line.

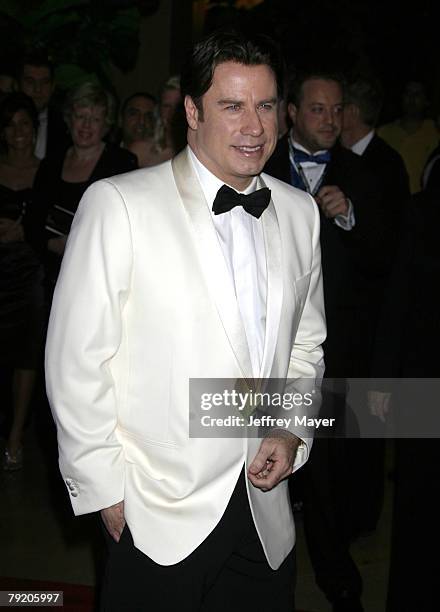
left=289, top=130, right=328, bottom=158
left=351, top=130, right=375, bottom=156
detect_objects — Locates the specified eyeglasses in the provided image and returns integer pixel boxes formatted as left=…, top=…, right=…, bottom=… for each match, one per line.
left=72, top=110, right=105, bottom=125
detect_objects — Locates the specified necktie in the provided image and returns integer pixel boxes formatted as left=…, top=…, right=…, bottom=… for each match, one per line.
left=292, top=147, right=331, bottom=165
left=212, top=185, right=271, bottom=218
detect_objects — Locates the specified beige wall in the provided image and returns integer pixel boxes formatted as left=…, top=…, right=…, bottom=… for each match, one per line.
left=109, top=0, right=173, bottom=106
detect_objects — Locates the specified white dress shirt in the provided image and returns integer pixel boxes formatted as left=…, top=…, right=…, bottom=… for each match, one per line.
left=351, top=130, right=375, bottom=156
left=290, top=136, right=355, bottom=231
left=35, top=108, right=48, bottom=160
left=189, top=147, right=267, bottom=378
left=422, top=151, right=440, bottom=189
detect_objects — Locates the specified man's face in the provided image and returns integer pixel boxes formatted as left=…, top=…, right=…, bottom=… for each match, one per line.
left=185, top=61, right=278, bottom=191
left=402, top=81, right=427, bottom=117
left=19, top=64, right=54, bottom=112
left=122, top=96, right=155, bottom=144
left=288, top=78, right=343, bottom=152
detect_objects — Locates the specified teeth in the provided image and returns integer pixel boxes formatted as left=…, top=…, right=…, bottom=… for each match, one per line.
left=237, top=146, right=262, bottom=152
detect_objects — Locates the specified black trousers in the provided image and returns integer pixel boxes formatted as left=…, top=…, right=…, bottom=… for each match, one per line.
left=387, top=439, right=438, bottom=612
left=100, top=471, right=296, bottom=612
left=298, top=386, right=362, bottom=602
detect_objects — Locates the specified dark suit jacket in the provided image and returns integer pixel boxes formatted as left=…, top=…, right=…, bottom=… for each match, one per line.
left=362, top=134, right=410, bottom=242
left=372, top=191, right=440, bottom=378
left=362, top=134, right=409, bottom=205
left=264, top=134, right=386, bottom=376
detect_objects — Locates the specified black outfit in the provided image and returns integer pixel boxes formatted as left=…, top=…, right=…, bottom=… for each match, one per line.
left=422, top=142, right=440, bottom=194
left=0, top=185, right=45, bottom=368
left=265, top=135, right=386, bottom=377
left=265, top=135, right=387, bottom=609
left=100, top=471, right=295, bottom=612
left=371, top=193, right=439, bottom=612
left=347, top=134, right=410, bottom=536
left=44, top=106, right=71, bottom=161
left=33, top=143, right=137, bottom=283
left=362, top=134, right=409, bottom=247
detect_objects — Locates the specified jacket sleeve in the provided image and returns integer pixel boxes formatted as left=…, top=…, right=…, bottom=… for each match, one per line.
left=287, top=196, right=326, bottom=470
left=45, top=179, right=133, bottom=515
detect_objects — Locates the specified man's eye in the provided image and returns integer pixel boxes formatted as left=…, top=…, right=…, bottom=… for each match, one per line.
left=226, top=104, right=240, bottom=111
left=311, top=107, right=323, bottom=113
left=259, top=103, right=273, bottom=111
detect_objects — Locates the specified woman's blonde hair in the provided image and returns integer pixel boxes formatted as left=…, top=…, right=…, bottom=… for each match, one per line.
left=64, top=81, right=116, bottom=128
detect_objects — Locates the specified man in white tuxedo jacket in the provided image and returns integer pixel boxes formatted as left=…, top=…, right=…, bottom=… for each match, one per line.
left=46, top=30, right=325, bottom=611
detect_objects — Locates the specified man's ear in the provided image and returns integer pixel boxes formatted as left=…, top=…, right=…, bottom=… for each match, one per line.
left=184, top=95, right=199, bottom=130
left=344, top=103, right=357, bottom=119
left=287, top=102, right=297, bottom=124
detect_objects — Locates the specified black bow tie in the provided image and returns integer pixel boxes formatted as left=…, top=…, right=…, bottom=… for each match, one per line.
left=212, top=185, right=271, bottom=219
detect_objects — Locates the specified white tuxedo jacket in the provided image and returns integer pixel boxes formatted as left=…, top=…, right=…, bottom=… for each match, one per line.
left=45, top=147, right=325, bottom=569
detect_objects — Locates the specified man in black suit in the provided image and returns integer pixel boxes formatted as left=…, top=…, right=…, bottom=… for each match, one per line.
left=368, top=190, right=440, bottom=612
left=342, top=77, right=410, bottom=244
left=18, top=49, right=70, bottom=160
left=341, top=77, right=411, bottom=539
left=265, top=71, right=387, bottom=612
left=265, top=71, right=385, bottom=378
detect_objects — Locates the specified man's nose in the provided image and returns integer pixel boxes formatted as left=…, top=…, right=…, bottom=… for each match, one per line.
left=323, top=108, right=337, bottom=125
left=241, top=109, right=264, bottom=136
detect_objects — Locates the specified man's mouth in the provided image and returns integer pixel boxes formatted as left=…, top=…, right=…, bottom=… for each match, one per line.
left=233, top=145, right=265, bottom=154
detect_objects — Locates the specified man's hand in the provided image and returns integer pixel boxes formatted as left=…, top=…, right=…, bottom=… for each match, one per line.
left=248, top=431, right=302, bottom=492
left=368, top=390, right=391, bottom=424
left=48, top=235, right=67, bottom=256
left=101, top=500, right=125, bottom=542
left=315, top=185, right=349, bottom=218
left=0, top=217, right=24, bottom=243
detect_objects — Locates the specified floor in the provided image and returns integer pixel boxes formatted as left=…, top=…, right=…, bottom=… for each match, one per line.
left=0, top=389, right=392, bottom=611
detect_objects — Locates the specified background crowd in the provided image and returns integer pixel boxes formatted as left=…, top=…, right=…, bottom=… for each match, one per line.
left=1, top=14, right=439, bottom=610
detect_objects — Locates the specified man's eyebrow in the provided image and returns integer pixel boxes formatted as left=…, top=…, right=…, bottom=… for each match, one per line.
left=216, top=97, right=278, bottom=106
left=217, top=98, right=243, bottom=106
left=258, top=97, right=278, bottom=105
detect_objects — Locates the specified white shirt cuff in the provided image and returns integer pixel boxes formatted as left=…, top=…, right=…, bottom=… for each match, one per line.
left=334, top=199, right=355, bottom=231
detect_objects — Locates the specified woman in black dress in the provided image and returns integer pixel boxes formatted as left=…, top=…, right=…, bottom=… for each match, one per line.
left=0, top=92, right=45, bottom=470
left=33, top=81, right=137, bottom=285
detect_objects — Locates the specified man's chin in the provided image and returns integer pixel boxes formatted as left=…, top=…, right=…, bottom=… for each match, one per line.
left=238, top=163, right=266, bottom=180
left=317, top=136, right=338, bottom=150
